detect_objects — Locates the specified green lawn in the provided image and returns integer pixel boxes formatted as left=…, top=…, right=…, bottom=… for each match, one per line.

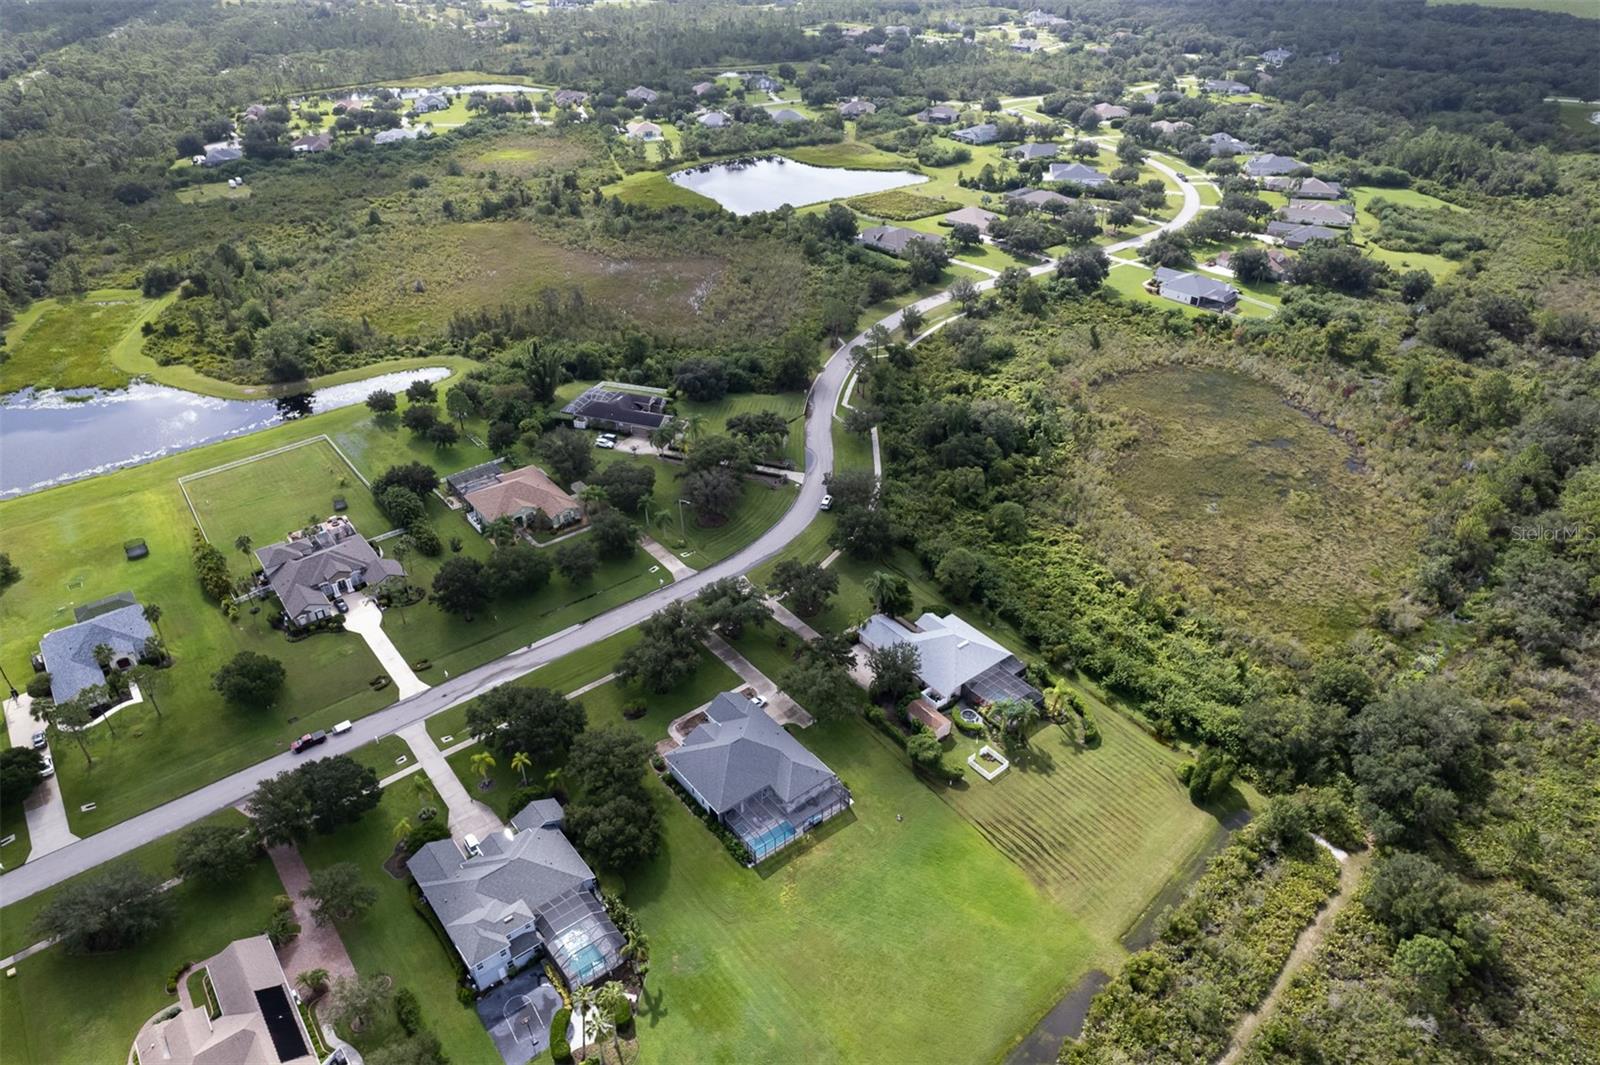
left=174, top=182, right=253, bottom=205
left=0, top=289, right=155, bottom=394
left=0, top=810, right=279, bottom=1065
left=0, top=800, right=31, bottom=871
left=674, top=390, right=808, bottom=467
left=183, top=436, right=391, bottom=557
left=296, top=789, right=499, bottom=1063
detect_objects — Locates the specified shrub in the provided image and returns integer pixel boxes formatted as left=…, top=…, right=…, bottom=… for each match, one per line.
left=550, top=1007, right=573, bottom=1063
left=402, top=819, right=451, bottom=857
left=394, top=987, right=422, bottom=1035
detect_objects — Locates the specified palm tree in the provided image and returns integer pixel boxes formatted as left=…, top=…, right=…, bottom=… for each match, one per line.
left=129, top=664, right=163, bottom=719
left=484, top=517, right=518, bottom=548
left=393, top=816, right=413, bottom=842
left=679, top=412, right=707, bottom=449
left=470, top=750, right=496, bottom=789
left=510, top=751, right=531, bottom=785
left=141, top=602, right=164, bottom=638
left=572, top=984, right=598, bottom=1061
left=596, top=981, right=629, bottom=1060
left=621, top=929, right=650, bottom=988
left=993, top=697, right=1041, bottom=746
left=648, top=422, right=677, bottom=451
left=233, top=534, right=253, bottom=556
left=296, top=968, right=330, bottom=1001
left=411, top=773, right=434, bottom=815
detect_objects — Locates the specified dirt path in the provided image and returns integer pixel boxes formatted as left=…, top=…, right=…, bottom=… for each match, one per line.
left=1217, top=843, right=1371, bottom=1065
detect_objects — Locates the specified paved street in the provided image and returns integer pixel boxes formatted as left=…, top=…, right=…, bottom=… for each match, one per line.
left=0, top=156, right=1202, bottom=906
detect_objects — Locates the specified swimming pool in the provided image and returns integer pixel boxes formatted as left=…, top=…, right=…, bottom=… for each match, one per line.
left=744, top=820, right=797, bottom=860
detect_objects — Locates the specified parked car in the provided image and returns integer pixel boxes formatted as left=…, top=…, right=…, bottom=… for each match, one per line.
left=333, top=596, right=349, bottom=614
left=39, top=754, right=54, bottom=778
left=750, top=694, right=768, bottom=709
left=820, top=494, right=833, bottom=511
left=31, top=730, right=47, bottom=749
left=595, top=436, right=616, bottom=449
left=290, top=730, right=328, bottom=754
left=331, top=720, right=353, bottom=736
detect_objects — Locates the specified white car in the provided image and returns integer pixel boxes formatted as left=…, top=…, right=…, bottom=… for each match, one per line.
left=594, top=436, right=616, bottom=449
left=39, top=754, right=54, bottom=779
left=819, top=494, right=833, bottom=511
left=750, top=695, right=768, bottom=710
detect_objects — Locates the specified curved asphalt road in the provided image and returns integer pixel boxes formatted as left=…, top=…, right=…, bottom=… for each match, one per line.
left=0, top=155, right=1202, bottom=905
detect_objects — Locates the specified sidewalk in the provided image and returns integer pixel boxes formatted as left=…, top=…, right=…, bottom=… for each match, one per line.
left=640, top=535, right=696, bottom=580
left=396, top=722, right=503, bottom=841
left=343, top=594, right=429, bottom=698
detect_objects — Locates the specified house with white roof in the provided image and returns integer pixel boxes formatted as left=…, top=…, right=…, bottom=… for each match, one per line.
left=857, top=612, right=1044, bottom=710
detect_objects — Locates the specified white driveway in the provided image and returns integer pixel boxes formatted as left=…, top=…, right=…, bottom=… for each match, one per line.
left=2, top=693, right=80, bottom=861
left=342, top=594, right=429, bottom=698
left=396, top=722, right=503, bottom=841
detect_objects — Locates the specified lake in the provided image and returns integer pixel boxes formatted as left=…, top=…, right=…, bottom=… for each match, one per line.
left=668, top=157, right=928, bottom=215
left=0, top=367, right=451, bottom=498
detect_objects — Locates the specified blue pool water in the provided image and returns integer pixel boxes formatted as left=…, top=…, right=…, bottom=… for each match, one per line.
left=567, top=942, right=608, bottom=981
left=746, top=821, right=797, bottom=859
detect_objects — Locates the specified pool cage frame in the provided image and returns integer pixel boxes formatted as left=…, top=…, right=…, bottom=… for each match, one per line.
left=724, top=779, right=852, bottom=864
left=536, top=888, right=625, bottom=987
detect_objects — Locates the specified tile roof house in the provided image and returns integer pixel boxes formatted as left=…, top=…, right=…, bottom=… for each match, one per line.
left=290, top=132, right=331, bottom=153
left=133, top=936, right=315, bottom=1065
left=1214, top=247, right=1293, bottom=280
left=243, top=104, right=268, bottom=122
left=914, top=104, right=960, bottom=124
left=562, top=385, right=671, bottom=434
left=553, top=89, right=589, bottom=107
left=666, top=692, right=851, bottom=863
left=950, top=122, right=1000, bottom=145
left=625, top=120, right=662, bottom=140
left=1153, top=267, right=1241, bottom=312
left=1004, top=187, right=1075, bottom=210
left=449, top=461, right=583, bottom=532
left=1205, top=131, right=1255, bottom=155
left=1245, top=153, right=1309, bottom=178
left=255, top=517, right=403, bottom=628
left=625, top=86, right=659, bottom=104
left=1091, top=102, right=1131, bottom=121
left=408, top=801, right=625, bottom=990
left=838, top=98, right=877, bottom=118
left=942, top=205, right=1001, bottom=235
left=1149, top=119, right=1194, bottom=135
left=1009, top=141, right=1059, bottom=161
left=857, top=612, right=1045, bottom=710
left=38, top=598, right=154, bottom=705
left=691, top=81, right=716, bottom=96
left=1047, top=161, right=1110, bottom=187
left=907, top=697, right=952, bottom=740
left=1280, top=199, right=1355, bottom=227
left=1204, top=79, right=1252, bottom=95
left=697, top=110, right=732, bottom=128
left=769, top=108, right=806, bottom=124
left=857, top=225, right=939, bottom=257
left=1265, top=220, right=1340, bottom=247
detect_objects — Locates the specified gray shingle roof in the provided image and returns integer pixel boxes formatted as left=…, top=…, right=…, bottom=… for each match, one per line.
left=256, top=518, right=402, bottom=622
left=665, top=692, right=840, bottom=814
left=1245, top=153, right=1308, bottom=177
left=857, top=225, right=938, bottom=256
left=1155, top=266, right=1240, bottom=305
left=857, top=612, right=1020, bottom=705
left=950, top=122, right=999, bottom=144
left=1047, top=162, right=1109, bottom=187
left=39, top=602, right=152, bottom=703
left=1010, top=142, right=1058, bottom=161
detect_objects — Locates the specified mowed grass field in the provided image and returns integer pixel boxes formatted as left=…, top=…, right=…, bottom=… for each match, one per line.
left=183, top=436, right=391, bottom=561
left=674, top=389, right=808, bottom=467
left=0, top=289, right=156, bottom=394
left=1094, top=366, right=1417, bottom=644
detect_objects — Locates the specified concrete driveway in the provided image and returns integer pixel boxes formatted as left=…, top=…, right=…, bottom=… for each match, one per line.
left=342, top=594, right=429, bottom=698
left=2, top=693, right=79, bottom=861
left=475, top=969, right=564, bottom=1065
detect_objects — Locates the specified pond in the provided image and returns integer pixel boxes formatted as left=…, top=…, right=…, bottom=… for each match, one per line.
left=0, top=367, right=451, bottom=498
left=668, top=157, right=928, bottom=215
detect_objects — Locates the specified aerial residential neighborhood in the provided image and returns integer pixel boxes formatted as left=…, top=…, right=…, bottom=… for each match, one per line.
left=0, top=1, right=1595, bottom=1064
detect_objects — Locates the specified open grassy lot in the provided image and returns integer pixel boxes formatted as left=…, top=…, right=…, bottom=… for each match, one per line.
left=1093, top=365, right=1418, bottom=644
left=297, top=787, right=499, bottom=1062
left=0, top=289, right=156, bottom=394
left=183, top=436, right=390, bottom=557
left=174, top=181, right=253, bottom=205
left=466, top=129, right=596, bottom=176
left=843, top=188, right=954, bottom=220
left=0, top=811, right=279, bottom=1065
left=1349, top=186, right=1468, bottom=279
left=673, top=389, right=808, bottom=467
left=1429, top=0, right=1597, bottom=15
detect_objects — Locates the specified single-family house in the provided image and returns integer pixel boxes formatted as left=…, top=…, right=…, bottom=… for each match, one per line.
left=769, top=108, right=806, bottom=124
left=1265, top=220, right=1340, bottom=247
left=1245, top=153, right=1309, bottom=178
left=373, top=127, right=426, bottom=145
left=1091, top=102, right=1131, bottom=121
left=1149, top=119, right=1193, bottom=136
left=1025, top=11, right=1071, bottom=30
left=1004, top=187, right=1074, bottom=210
left=838, top=98, right=877, bottom=118
left=914, top=104, right=960, bottom=124
left=1205, top=131, right=1254, bottom=155
left=448, top=461, right=583, bottom=533
left=697, top=110, right=732, bottom=128
left=665, top=691, right=852, bottom=863
left=1214, top=247, right=1293, bottom=280
left=1010, top=39, right=1045, bottom=54
left=1204, top=79, right=1252, bottom=95
left=746, top=74, right=780, bottom=92
left=562, top=385, right=671, bottom=434
left=38, top=593, right=154, bottom=706
left=255, top=517, right=403, bottom=629
left=1010, top=141, right=1058, bottom=161
left=691, top=81, right=716, bottom=97
left=411, top=93, right=449, bottom=114
left=857, top=612, right=1045, bottom=710
left=942, top=205, right=1001, bottom=235
left=886, top=24, right=912, bottom=37
left=131, top=936, right=315, bottom=1065
left=857, top=225, right=939, bottom=257
left=1264, top=176, right=1343, bottom=199
left=1153, top=267, right=1240, bottom=312
left=553, top=89, right=589, bottom=107
left=1280, top=199, right=1355, bottom=227
left=950, top=122, right=1000, bottom=145
left=907, top=698, right=952, bottom=740
left=201, top=144, right=243, bottom=167
left=864, top=44, right=887, bottom=56
left=625, top=120, right=662, bottom=141
left=409, top=801, right=625, bottom=990
left=1262, top=47, right=1294, bottom=67
left=243, top=104, right=268, bottom=123
left=625, top=86, right=659, bottom=104
left=290, top=132, right=331, bottom=153
left=1047, top=161, right=1110, bottom=187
